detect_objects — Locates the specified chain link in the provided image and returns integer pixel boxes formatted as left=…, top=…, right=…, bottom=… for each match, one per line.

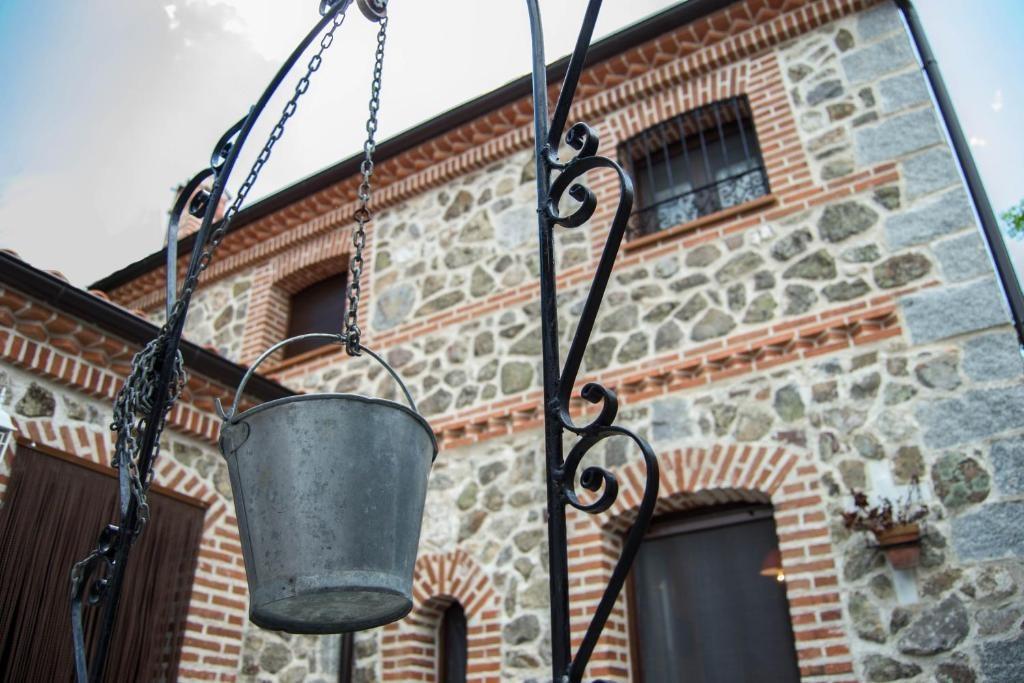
left=345, top=9, right=388, bottom=356
left=110, top=339, right=185, bottom=531
left=78, top=7, right=373, bottom=678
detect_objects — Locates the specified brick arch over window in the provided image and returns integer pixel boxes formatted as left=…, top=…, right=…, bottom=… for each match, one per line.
left=380, top=549, right=501, bottom=682
left=566, top=444, right=853, bottom=681
left=239, top=229, right=362, bottom=364
left=603, top=62, right=751, bottom=148
left=1, top=418, right=249, bottom=681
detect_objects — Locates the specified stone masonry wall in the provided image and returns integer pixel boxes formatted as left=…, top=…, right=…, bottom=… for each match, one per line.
left=146, top=273, right=253, bottom=364
left=97, top=1, right=1024, bottom=681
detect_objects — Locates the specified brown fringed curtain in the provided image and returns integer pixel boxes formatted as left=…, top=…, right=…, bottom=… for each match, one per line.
left=0, top=444, right=205, bottom=682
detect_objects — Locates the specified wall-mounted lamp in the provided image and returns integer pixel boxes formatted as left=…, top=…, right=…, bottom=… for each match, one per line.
left=760, top=548, right=786, bottom=583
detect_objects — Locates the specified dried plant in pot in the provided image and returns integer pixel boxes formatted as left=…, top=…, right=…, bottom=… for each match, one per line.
left=842, top=479, right=929, bottom=570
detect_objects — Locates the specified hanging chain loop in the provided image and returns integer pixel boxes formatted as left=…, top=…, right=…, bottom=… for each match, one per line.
left=345, top=7, right=388, bottom=356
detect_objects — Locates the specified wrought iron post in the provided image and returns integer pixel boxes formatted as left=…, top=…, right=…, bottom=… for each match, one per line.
left=527, top=1, right=660, bottom=680
left=68, top=1, right=659, bottom=681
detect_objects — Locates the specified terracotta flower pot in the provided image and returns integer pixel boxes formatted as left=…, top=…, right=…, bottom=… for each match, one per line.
left=874, top=523, right=921, bottom=570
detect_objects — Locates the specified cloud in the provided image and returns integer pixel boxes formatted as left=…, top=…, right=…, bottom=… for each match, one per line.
left=992, top=89, right=1004, bottom=112
left=164, top=4, right=180, bottom=30
left=184, top=0, right=310, bottom=62
left=0, top=1, right=274, bottom=284
left=970, top=136, right=988, bottom=148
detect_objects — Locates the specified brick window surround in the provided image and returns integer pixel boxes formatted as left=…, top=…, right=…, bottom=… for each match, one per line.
left=380, top=549, right=502, bottom=682
left=567, top=445, right=854, bottom=681
left=239, top=231, right=359, bottom=366
left=621, top=95, right=769, bottom=241
left=601, top=62, right=774, bottom=254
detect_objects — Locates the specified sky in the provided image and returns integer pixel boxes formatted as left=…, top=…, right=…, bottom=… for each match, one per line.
left=0, top=0, right=1021, bottom=287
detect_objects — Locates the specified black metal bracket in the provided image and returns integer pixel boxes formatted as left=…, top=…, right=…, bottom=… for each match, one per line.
left=69, top=3, right=374, bottom=680
left=526, top=1, right=660, bottom=680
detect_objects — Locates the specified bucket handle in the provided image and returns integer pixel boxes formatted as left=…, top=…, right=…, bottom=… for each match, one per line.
left=216, top=333, right=419, bottom=421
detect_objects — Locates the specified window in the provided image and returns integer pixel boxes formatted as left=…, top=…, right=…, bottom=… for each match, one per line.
left=622, top=96, right=768, bottom=239
left=438, top=602, right=467, bottom=683
left=285, top=273, right=348, bottom=358
left=630, top=505, right=799, bottom=683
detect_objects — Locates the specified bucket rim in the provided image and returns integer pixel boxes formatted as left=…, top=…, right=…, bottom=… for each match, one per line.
left=226, top=392, right=439, bottom=460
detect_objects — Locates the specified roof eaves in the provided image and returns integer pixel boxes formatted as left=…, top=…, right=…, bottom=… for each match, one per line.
left=91, top=0, right=738, bottom=292
left=1, top=251, right=293, bottom=403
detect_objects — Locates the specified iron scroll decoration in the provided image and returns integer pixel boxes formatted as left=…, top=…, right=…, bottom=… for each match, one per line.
left=526, top=1, right=661, bottom=680
left=67, top=0, right=659, bottom=681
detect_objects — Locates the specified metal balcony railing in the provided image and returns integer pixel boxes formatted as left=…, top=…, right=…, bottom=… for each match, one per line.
left=621, top=96, right=769, bottom=241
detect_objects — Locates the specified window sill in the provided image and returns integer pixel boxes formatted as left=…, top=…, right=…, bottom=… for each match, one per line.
left=623, top=194, right=778, bottom=253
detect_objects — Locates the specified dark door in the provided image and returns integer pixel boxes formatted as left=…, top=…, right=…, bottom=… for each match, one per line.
left=0, top=443, right=205, bottom=681
left=631, top=505, right=800, bottom=683
left=438, top=602, right=467, bottom=683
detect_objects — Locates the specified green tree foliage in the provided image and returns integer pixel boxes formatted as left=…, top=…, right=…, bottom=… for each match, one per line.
left=1003, top=199, right=1024, bottom=239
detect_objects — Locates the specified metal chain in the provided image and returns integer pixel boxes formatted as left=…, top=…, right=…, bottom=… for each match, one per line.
left=110, top=339, right=185, bottom=530
left=345, top=9, right=388, bottom=356
left=112, top=6, right=351, bottom=529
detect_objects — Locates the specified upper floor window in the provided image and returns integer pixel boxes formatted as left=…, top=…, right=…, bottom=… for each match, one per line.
left=630, top=504, right=799, bottom=682
left=285, top=273, right=348, bottom=358
left=438, top=602, right=467, bottom=683
left=623, top=96, right=768, bottom=240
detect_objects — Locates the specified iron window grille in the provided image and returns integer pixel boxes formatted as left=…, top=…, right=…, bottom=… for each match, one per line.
left=622, top=96, right=769, bottom=240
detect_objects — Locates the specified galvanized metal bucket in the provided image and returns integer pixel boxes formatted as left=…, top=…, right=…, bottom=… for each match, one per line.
left=217, top=334, right=437, bottom=633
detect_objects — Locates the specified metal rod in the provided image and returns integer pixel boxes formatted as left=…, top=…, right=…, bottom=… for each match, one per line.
left=713, top=101, right=730, bottom=169
left=732, top=96, right=752, bottom=162
left=527, top=3, right=658, bottom=680
left=660, top=125, right=676, bottom=192
left=696, top=109, right=714, bottom=188
left=525, top=3, right=572, bottom=680
left=676, top=113, right=695, bottom=195
left=641, top=130, right=659, bottom=201
left=547, top=0, right=604, bottom=150
left=76, top=4, right=356, bottom=680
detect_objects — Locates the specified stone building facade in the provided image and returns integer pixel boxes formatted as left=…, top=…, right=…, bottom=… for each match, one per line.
left=6, top=0, right=1024, bottom=681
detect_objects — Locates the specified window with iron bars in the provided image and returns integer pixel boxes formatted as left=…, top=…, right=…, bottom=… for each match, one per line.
left=621, top=96, right=769, bottom=241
